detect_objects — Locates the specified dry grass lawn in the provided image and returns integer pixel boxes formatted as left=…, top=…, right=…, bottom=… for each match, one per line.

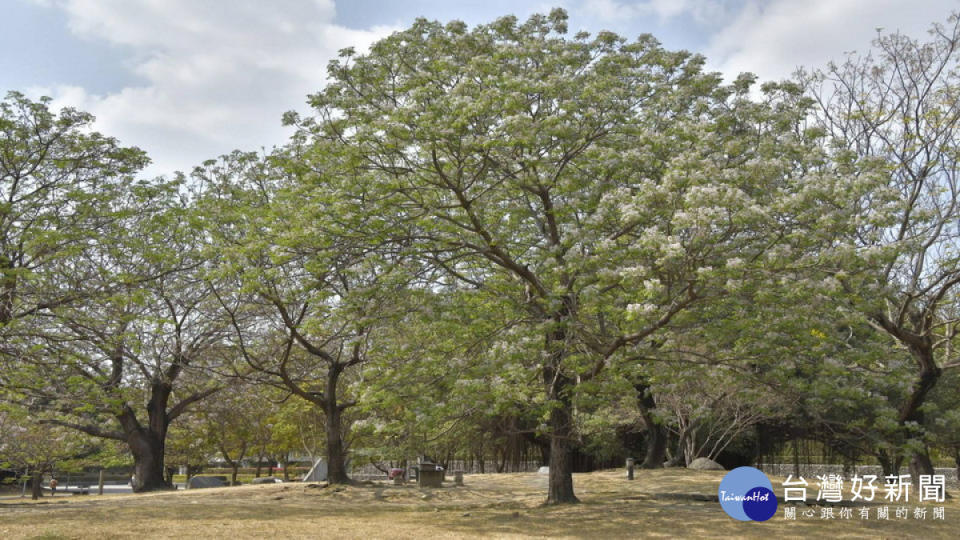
left=1, top=469, right=956, bottom=539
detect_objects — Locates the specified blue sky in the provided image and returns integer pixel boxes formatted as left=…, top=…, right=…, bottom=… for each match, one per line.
left=2, top=0, right=957, bottom=177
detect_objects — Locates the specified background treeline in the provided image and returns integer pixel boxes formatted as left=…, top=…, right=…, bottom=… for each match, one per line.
left=1, top=9, right=959, bottom=505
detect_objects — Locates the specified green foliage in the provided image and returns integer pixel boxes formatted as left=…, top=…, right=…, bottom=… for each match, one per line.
left=3, top=11, right=960, bottom=491
left=285, top=10, right=883, bottom=495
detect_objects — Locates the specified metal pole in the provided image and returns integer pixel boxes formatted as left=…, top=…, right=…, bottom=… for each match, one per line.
left=98, top=469, right=105, bottom=495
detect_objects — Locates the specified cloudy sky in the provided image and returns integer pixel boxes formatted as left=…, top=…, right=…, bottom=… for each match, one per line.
left=2, top=0, right=957, bottom=177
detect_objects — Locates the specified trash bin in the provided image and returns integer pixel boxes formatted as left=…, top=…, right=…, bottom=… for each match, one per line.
left=416, top=462, right=443, bottom=488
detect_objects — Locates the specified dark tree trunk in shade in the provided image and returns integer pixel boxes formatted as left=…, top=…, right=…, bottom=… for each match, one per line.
left=641, top=424, right=668, bottom=469
left=120, top=380, right=174, bottom=492
left=126, top=426, right=171, bottom=492
left=636, top=380, right=665, bottom=469
left=910, top=451, right=935, bottom=485
left=898, top=358, right=940, bottom=478
left=874, top=316, right=942, bottom=478
left=325, top=364, right=350, bottom=484
left=545, top=399, right=578, bottom=504
left=30, top=472, right=42, bottom=500
left=543, top=321, right=579, bottom=505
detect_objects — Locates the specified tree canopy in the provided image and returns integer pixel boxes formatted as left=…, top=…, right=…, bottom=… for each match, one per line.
left=1, top=9, right=959, bottom=506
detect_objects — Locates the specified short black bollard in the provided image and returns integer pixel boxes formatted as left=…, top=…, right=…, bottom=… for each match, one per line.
left=626, top=457, right=635, bottom=480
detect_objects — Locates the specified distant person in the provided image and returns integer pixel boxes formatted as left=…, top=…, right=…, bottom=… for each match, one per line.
left=49, top=477, right=58, bottom=497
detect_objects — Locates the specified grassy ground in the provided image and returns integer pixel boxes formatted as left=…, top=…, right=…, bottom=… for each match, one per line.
left=0, top=469, right=956, bottom=539
left=171, top=474, right=281, bottom=485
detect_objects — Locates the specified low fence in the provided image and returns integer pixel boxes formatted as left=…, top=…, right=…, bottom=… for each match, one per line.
left=349, top=460, right=541, bottom=480
left=58, top=472, right=131, bottom=486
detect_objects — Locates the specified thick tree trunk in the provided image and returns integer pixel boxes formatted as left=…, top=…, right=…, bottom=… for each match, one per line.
left=30, top=471, right=42, bottom=500
left=325, top=405, right=349, bottom=483
left=128, top=428, right=171, bottom=491
left=325, top=365, right=350, bottom=484
left=636, top=380, right=666, bottom=469
left=541, top=304, right=580, bottom=505
left=909, top=450, right=935, bottom=485
left=120, top=380, right=174, bottom=492
left=641, top=424, right=667, bottom=469
left=898, top=354, right=940, bottom=478
left=546, top=401, right=578, bottom=504
left=544, top=349, right=578, bottom=505
left=876, top=317, right=942, bottom=478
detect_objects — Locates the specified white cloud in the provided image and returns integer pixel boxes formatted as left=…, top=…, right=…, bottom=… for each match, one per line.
left=581, top=0, right=731, bottom=25
left=26, top=0, right=959, bottom=178
left=575, top=1, right=957, bottom=86
left=30, top=0, right=397, bottom=177
left=706, top=0, right=958, bottom=83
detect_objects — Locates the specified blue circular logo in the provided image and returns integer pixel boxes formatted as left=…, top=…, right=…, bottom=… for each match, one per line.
left=718, top=466, right=778, bottom=521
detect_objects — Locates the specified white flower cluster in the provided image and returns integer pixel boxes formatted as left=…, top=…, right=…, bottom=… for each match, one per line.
left=626, top=303, right=657, bottom=316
